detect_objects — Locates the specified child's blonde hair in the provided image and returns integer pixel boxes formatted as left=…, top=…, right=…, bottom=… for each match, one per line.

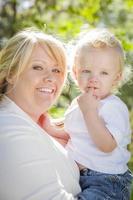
left=0, top=27, right=67, bottom=100
left=72, top=28, right=132, bottom=90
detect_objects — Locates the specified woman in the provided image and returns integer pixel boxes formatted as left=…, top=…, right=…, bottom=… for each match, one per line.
left=0, top=28, right=81, bottom=200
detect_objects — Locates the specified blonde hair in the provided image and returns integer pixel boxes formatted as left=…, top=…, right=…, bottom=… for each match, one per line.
left=72, top=28, right=132, bottom=90
left=0, top=27, right=67, bottom=100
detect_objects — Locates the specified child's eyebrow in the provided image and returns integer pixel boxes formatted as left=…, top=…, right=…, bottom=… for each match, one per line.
left=100, top=68, right=108, bottom=71
left=80, top=65, right=91, bottom=68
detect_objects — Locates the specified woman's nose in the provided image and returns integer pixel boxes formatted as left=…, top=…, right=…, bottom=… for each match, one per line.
left=44, top=76, right=53, bottom=83
left=45, top=78, right=52, bottom=82
left=43, top=71, right=54, bottom=83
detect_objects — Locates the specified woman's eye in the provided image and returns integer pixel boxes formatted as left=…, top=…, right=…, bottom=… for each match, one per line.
left=32, top=65, right=43, bottom=70
left=52, top=68, right=61, bottom=73
left=82, top=69, right=91, bottom=73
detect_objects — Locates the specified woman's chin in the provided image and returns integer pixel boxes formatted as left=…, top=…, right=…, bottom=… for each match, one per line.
left=40, top=97, right=55, bottom=110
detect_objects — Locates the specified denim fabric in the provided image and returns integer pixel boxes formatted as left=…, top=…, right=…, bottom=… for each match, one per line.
left=77, top=168, right=133, bottom=200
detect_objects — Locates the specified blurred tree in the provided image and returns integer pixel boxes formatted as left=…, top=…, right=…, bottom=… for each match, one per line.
left=0, top=0, right=17, bottom=45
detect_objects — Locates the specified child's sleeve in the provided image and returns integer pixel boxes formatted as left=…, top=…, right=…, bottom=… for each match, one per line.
left=65, top=98, right=78, bottom=116
left=99, top=101, right=131, bottom=147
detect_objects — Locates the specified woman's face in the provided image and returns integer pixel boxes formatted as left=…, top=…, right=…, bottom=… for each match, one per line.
left=7, top=44, right=65, bottom=121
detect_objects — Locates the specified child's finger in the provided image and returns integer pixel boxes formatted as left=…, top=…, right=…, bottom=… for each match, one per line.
left=87, top=88, right=94, bottom=96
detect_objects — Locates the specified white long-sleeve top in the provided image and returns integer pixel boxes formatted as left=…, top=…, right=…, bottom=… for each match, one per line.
left=0, top=96, right=81, bottom=200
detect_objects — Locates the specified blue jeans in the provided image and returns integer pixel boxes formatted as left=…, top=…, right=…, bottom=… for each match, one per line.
left=77, top=168, right=133, bottom=200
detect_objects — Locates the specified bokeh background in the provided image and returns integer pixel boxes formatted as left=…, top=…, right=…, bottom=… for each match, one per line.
left=0, top=0, right=133, bottom=198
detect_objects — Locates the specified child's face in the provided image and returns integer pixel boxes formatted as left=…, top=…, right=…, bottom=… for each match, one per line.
left=74, top=47, right=122, bottom=99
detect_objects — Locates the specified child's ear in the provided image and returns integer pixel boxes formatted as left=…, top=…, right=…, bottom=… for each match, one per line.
left=113, top=72, right=122, bottom=86
left=116, top=71, right=122, bottom=81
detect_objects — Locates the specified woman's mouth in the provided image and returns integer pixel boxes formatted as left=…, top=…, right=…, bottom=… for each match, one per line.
left=37, top=87, right=56, bottom=95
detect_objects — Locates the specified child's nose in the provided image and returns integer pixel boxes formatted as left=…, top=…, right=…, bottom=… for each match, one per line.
left=89, top=77, right=98, bottom=83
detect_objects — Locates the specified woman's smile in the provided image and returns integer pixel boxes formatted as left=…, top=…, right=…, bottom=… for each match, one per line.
left=37, top=86, right=56, bottom=95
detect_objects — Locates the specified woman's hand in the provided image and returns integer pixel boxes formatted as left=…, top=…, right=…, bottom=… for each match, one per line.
left=38, top=113, right=70, bottom=146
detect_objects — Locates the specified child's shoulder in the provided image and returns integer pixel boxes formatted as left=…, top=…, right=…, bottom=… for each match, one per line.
left=64, top=97, right=79, bottom=116
left=100, top=95, right=129, bottom=114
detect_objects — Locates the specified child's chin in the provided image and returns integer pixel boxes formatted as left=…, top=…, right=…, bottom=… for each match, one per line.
left=100, top=94, right=109, bottom=99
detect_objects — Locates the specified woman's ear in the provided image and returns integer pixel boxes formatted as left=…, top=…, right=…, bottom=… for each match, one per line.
left=6, top=75, right=15, bottom=85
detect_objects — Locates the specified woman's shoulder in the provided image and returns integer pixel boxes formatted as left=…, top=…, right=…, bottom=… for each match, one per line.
left=0, top=106, right=39, bottom=143
left=0, top=96, right=38, bottom=132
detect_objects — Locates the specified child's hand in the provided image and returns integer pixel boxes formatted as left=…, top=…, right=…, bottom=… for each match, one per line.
left=77, top=88, right=100, bottom=114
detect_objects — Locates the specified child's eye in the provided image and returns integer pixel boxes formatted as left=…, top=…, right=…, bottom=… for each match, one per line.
left=52, top=68, right=61, bottom=73
left=32, top=65, right=43, bottom=70
left=101, top=71, right=108, bottom=75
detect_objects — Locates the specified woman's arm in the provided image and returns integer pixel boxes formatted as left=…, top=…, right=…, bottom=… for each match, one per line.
left=0, top=128, right=78, bottom=200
